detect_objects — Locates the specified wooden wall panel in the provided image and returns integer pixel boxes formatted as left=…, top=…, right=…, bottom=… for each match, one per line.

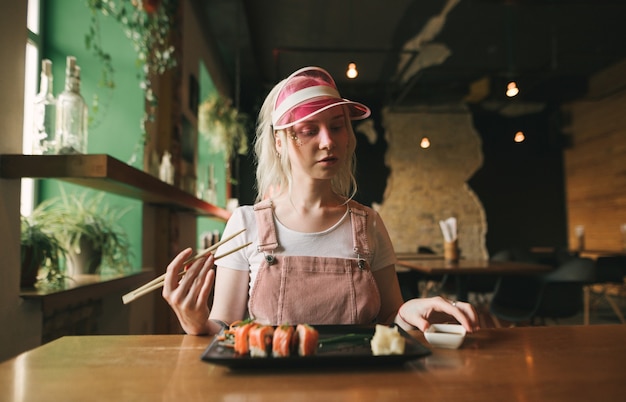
left=563, top=60, right=626, bottom=252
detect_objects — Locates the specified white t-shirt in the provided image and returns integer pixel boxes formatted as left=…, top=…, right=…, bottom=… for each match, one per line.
left=215, top=203, right=397, bottom=293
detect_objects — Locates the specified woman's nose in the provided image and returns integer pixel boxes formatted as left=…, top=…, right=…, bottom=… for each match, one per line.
left=318, top=125, right=334, bottom=149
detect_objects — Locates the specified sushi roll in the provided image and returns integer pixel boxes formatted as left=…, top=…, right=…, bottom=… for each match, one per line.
left=248, top=325, right=274, bottom=357
left=296, top=324, right=319, bottom=356
left=233, top=322, right=256, bottom=355
left=272, top=325, right=296, bottom=358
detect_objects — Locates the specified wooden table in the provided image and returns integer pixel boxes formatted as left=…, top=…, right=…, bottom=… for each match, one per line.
left=396, top=258, right=553, bottom=301
left=1, top=325, right=625, bottom=401
left=394, top=252, right=444, bottom=261
left=577, top=249, right=626, bottom=259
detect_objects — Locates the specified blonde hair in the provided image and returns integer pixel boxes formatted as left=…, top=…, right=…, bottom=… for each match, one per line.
left=253, top=79, right=358, bottom=202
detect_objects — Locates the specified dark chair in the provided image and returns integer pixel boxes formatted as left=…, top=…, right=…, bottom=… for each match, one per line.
left=397, top=268, right=421, bottom=301
left=489, top=257, right=596, bottom=326
left=461, top=248, right=521, bottom=304
left=415, top=246, right=454, bottom=299
left=533, top=257, right=596, bottom=324
left=488, top=275, right=544, bottom=326
left=584, top=256, right=626, bottom=324
left=396, top=246, right=447, bottom=301
left=396, top=246, right=437, bottom=301
left=440, top=247, right=556, bottom=304
left=497, top=246, right=575, bottom=266
left=452, top=247, right=559, bottom=306
left=593, top=256, right=626, bottom=283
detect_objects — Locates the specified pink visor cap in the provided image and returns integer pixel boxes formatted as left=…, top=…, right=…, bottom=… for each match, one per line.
left=271, top=66, right=371, bottom=130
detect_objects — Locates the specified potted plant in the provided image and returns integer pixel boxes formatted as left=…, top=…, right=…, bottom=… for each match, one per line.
left=198, top=93, right=249, bottom=160
left=38, top=190, right=133, bottom=277
left=20, top=214, right=66, bottom=288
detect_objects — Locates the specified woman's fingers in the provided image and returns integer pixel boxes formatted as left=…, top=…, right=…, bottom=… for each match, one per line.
left=443, top=300, right=479, bottom=333
left=163, top=249, right=216, bottom=305
left=426, top=297, right=478, bottom=333
left=178, top=254, right=215, bottom=306
left=162, top=251, right=216, bottom=335
left=410, top=315, right=430, bottom=333
left=457, top=302, right=480, bottom=331
left=163, top=248, right=193, bottom=295
left=196, top=267, right=216, bottom=309
left=400, top=297, right=480, bottom=334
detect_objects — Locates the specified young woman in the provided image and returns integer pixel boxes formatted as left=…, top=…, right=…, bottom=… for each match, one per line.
left=162, top=67, right=479, bottom=336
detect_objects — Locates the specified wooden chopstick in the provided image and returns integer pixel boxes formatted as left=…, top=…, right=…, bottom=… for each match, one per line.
left=122, top=242, right=252, bottom=304
left=121, top=229, right=248, bottom=304
left=123, top=229, right=246, bottom=299
left=182, top=228, right=247, bottom=266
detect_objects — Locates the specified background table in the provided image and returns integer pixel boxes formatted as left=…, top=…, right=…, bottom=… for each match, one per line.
left=394, top=252, right=444, bottom=260
left=396, top=259, right=553, bottom=301
left=1, top=325, right=625, bottom=401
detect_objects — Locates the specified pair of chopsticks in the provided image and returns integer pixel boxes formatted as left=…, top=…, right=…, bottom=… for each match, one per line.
left=122, top=229, right=250, bottom=305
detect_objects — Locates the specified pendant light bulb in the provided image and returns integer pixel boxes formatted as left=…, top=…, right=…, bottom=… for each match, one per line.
left=420, top=136, right=431, bottom=149
left=506, top=81, right=519, bottom=97
left=346, top=62, right=358, bottom=79
left=514, top=131, right=525, bottom=142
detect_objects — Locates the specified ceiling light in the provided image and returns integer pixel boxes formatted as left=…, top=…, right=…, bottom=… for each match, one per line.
left=346, top=62, right=358, bottom=79
left=514, top=131, right=525, bottom=142
left=420, top=137, right=430, bottom=148
left=506, top=81, right=519, bottom=97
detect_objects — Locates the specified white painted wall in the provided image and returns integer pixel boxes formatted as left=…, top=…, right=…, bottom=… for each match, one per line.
left=0, top=1, right=43, bottom=362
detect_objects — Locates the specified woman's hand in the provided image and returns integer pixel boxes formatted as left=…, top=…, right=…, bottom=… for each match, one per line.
left=162, top=248, right=216, bottom=335
left=397, top=296, right=480, bottom=333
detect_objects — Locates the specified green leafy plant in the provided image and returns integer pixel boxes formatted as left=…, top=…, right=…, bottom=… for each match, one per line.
left=84, top=0, right=178, bottom=150
left=20, top=214, right=67, bottom=288
left=198, top=93, right=249, bottom=160
left=36, top=190, right=133, bottom=276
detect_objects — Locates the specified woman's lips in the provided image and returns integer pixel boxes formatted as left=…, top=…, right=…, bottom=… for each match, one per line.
left=318, top=156, right=338, bottom=165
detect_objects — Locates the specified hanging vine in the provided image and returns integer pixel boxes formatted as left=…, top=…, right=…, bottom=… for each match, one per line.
left=84, top=0, right=178, bottom=162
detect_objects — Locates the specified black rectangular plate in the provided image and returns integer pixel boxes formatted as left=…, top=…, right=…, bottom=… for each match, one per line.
left=200, top=324, right=431, bottom=369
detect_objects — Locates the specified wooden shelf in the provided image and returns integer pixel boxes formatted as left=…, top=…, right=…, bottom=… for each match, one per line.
left=20, top=269, right=154, bottom=314
left=0, top=154, right=231, bottom=220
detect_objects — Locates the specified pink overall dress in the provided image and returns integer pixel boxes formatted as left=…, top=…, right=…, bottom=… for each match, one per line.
left=248, top=200, right=381, bottom=325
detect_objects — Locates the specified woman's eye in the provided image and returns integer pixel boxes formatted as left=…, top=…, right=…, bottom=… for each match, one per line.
left=297, top=128, right=318, bottom=137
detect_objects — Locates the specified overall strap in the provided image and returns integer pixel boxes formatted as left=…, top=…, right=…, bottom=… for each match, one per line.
left=348, top=200, right=371, bottom=258
left=253, top=199, right=279, bottom=252
left=254, top=199, right=370, bottom=256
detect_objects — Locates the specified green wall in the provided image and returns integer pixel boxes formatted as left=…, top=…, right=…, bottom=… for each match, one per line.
left=40, top=1, right=146, bottom=272
left=40, top=1, right=230, bottom=268
left=196, top=61, right=227, bottom=246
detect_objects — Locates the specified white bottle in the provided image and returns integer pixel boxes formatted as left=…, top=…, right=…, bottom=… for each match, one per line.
left=56, top=56, right=88, bottom=154
left=159, top=151, right=175, bottom=184
left=32, top=59, right=56, bottom=154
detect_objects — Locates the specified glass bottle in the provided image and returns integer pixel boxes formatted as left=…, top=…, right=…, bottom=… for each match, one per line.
left=32, top=59, right=56, bottom=154
left=56, top=56, right=88, bottom=154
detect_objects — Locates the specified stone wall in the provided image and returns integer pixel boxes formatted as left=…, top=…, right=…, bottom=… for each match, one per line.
left=377, top=104, right=488, bottom=260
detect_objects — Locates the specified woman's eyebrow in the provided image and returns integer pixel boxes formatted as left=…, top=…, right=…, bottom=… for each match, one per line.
left=311, top=113, right=345, bottom=124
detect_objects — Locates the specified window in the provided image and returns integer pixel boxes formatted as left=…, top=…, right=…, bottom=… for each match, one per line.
left=21, top=0, right=42, bottom=215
